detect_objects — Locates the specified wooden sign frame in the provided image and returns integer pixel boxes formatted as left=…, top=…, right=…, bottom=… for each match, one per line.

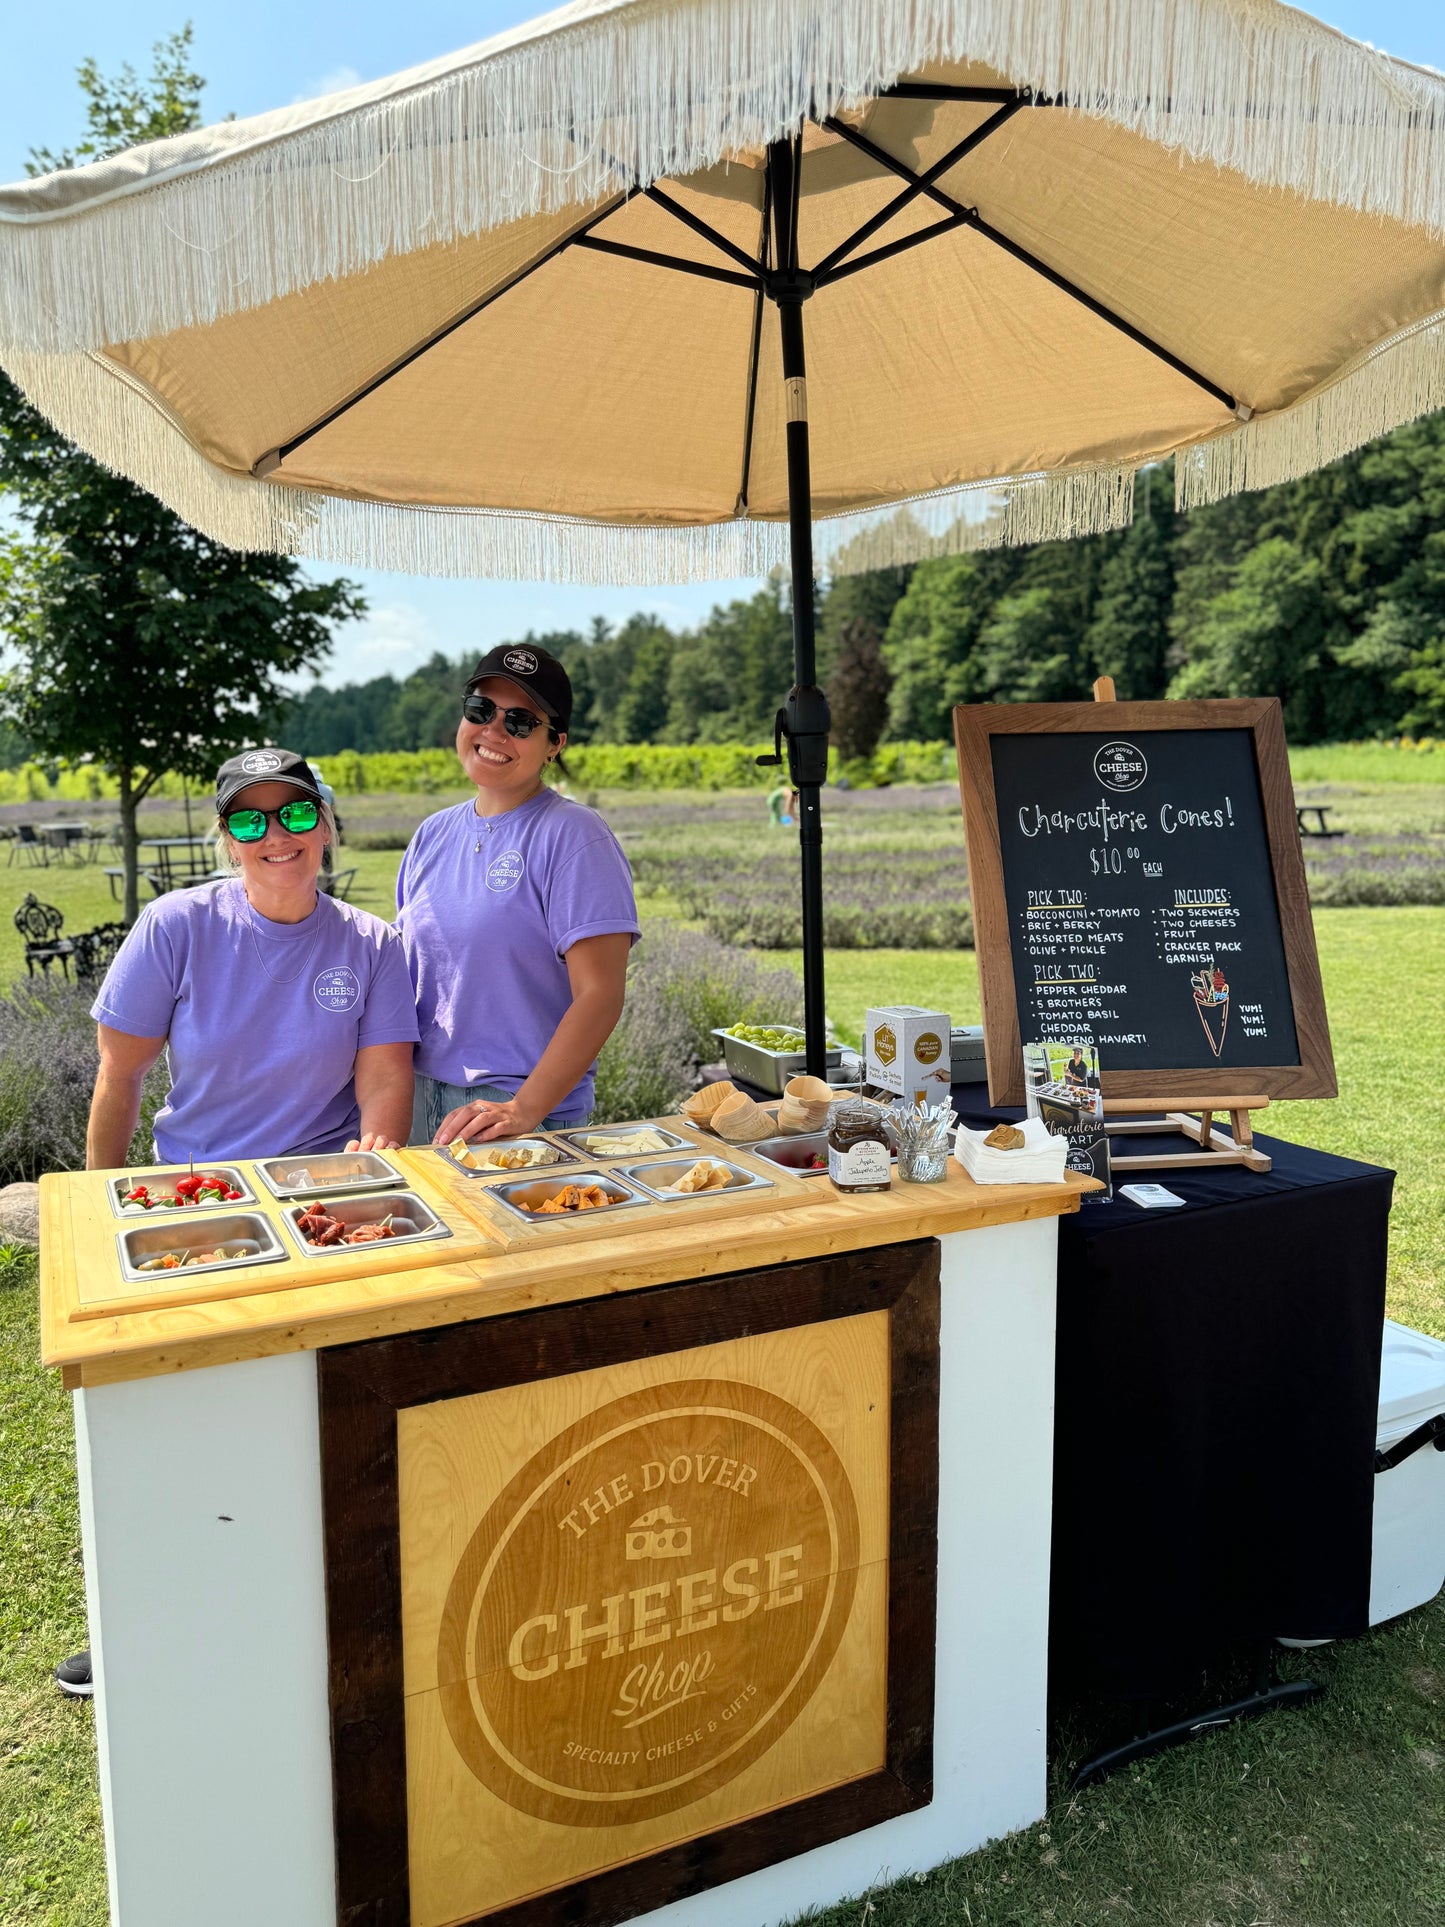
left=954, top=697, right=1336, bottom=1108
left=318, top=1241, right=939, bottom=1927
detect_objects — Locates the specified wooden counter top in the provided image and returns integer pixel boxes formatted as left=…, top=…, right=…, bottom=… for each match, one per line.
left=40, top=1134, right=1094, bottom=1387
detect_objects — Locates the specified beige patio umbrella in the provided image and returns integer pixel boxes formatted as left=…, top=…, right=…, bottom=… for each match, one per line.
left=2, top=0, right=1444, bottom=1068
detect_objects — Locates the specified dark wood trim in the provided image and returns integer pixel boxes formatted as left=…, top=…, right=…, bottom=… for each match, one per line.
left=319, top=1242, right=941, bottom=1927
left=953, top=698, right=1336, bottom=1106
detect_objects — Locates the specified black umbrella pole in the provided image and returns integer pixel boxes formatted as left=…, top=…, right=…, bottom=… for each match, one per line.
left=777, top=294, right=831, bottom=1080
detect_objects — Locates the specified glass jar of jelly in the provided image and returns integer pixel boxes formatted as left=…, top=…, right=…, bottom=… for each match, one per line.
left=827, top=1101, right=892, bottom=1193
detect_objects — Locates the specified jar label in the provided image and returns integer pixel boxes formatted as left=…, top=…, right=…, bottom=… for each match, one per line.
left=828, top=1139, right=891, bottom=1188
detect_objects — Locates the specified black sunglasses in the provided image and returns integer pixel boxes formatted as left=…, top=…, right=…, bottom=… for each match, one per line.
left=225, top=800, right=321, bottom=841
left=462, top=692, right=554, bottom=739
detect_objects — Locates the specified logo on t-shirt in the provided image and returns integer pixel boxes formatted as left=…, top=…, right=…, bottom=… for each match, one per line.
left=486, top=850, right=526, bottom=893
left=502, top=648, right=538, bottom=676
left=313, top=966, right=361, bottom=1013
left=240, top=749, right=285, bottom=775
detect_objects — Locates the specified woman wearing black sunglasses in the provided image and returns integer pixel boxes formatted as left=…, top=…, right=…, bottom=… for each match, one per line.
left=396, top=644, right=639, bottom=1149
left=84, top=748, right=419, bottom=1175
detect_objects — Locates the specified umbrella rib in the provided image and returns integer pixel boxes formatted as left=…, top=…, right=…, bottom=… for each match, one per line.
left=736, top=172, right=773, bottom=516
left=644, top=184, right=768, bottom=278
left=821, top=118, right=1238, bottom=413
left=572, top=234, right=760, bottom=290
left=813, top=101, right=1022, bottom=280
left=255, top=193, right=632, bottom=474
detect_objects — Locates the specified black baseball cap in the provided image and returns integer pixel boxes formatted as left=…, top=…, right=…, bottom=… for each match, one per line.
left=215, top=747, right=326, bottom=816
left=466, top=644, right=572, bottom=733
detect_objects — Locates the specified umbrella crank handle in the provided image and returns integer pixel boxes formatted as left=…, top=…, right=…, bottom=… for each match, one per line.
left=756, top=709, right=787, bottom=769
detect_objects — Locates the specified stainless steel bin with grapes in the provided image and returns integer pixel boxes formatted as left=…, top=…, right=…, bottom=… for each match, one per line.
left=711, top=1022, right=843, bottom=1095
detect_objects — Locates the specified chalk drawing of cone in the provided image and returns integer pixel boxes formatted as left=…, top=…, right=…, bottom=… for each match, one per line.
left=1191, top=965, right=1229, bottom=1058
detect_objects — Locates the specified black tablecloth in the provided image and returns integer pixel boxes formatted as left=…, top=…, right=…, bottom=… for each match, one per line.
left=953, top=1092, right=1394, bottom=1698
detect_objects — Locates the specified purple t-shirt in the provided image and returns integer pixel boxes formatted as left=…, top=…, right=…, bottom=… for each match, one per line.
left=395, top=789, right=639, bottom=1117
left=92, top=879, right=419, bottom=1163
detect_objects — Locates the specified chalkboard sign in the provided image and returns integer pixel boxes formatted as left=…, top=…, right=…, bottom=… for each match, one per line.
left=954, top=699, right=1335, bottom=1106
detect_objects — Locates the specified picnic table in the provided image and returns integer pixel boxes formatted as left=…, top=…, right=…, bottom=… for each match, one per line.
left=38, top=822, right=103, bottom=863
left=1296, top=803, right=1344, bottom=838
left=105, top=836, right=225, bottom=902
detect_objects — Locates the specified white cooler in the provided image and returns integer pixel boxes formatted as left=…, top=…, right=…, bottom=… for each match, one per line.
left=1370, top=1319, right=1445, bottom=1626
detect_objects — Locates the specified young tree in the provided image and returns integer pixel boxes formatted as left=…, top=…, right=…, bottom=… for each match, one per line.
left=0, top=29, right=363, bottom=923
left=827, top=618, right=893, bottom=766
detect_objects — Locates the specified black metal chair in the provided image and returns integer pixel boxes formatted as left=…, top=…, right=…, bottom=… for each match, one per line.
left=13, top=893, right=74, bottom=975
left=9, top=824, right=49, bottom=868
left=72, top=920, right=131, bottom=983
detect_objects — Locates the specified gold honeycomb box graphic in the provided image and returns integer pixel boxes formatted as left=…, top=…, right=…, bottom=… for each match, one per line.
left=625, top=1506, right=692, bottom=1560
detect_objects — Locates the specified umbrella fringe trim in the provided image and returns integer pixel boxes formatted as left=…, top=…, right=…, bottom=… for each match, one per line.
left=14, top=323, right=1445, bottom=580
left=2, top=0, right=1445, bottom=355
left=1177, top=307, right=1445, bottom=509
left=5, top=341, right=1138, bottom=578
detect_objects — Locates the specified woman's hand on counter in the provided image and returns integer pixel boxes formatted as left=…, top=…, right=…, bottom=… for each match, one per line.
left=345, top=1131, right=404, bottom=1152
left=433, top=1096, right=541, bottom=1147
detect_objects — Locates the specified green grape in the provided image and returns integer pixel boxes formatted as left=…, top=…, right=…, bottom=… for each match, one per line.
left=724, top=1022, right=807, bottom=1052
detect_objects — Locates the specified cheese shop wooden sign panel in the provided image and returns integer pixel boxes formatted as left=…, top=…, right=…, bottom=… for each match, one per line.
left=954, top=698, right=1335, bottom=1106
left=319, top=1246, right=939, bottom=1927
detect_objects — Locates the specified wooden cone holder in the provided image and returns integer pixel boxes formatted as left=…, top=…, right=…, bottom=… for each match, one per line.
left=1088, top=677, right=1272, bottom=1175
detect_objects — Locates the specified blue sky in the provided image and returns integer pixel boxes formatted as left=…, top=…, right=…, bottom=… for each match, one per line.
left=2, top=1, right=1441, bottom=687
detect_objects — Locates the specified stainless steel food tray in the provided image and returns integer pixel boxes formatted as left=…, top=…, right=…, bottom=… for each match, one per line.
left=115, top=1212, right=286, bottom=1283
left=484, top=1169, right=648, bottom=1228
left=554, top=1123, right=694, bottom=1160
left=750, top=1132, right=831, bottom=1176
left=109, top=1165, right=256, bottom=1218
left=283, top=1189, right=451, bottom=1257
left=619, top=1156, right=775, bottom=1201
left=711, top=1029, right=842, bottom=1095
left=255, top=1151, right=402, bottom=1198
left=434, top=1136, right=581, bottom=1179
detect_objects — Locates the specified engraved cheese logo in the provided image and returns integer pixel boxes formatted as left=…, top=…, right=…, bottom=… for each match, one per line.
left=873, top=1023, right=897, bottom=1067
left=437, top=1378, right=860, bottom=1827
left=1093, top=740, right=1148, bottom=792
left=240, top=749, right=284, bottom=775
left=503, top=648, right=539, bottom=676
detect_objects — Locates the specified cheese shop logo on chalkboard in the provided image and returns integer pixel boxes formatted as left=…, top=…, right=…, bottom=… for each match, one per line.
left=436, top=1377, right=861, bottom=1827
left=1093, top=741, right=1148, bottom=791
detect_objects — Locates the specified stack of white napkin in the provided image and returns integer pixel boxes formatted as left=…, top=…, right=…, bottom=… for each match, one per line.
left=952, top=1115, right=1069, bottom=1184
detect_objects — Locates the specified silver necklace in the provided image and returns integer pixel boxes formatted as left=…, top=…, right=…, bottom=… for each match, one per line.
left=242, top=890, right=325, bottom=985
left=473, top=782, right=545, bottom=854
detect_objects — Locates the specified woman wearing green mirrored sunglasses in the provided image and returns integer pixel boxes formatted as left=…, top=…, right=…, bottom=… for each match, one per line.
left=85, top=750, right=420, bottom=1176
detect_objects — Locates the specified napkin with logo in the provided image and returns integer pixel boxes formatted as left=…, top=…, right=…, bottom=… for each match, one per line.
left=953, top=1116, right=1068, bottom=1184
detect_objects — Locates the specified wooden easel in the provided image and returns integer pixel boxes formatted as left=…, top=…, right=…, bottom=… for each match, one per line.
left=1089, top=677, right=1272, bottom=1174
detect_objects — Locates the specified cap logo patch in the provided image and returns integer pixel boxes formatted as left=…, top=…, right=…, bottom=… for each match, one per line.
left=503, top=649, right=538, bottom=676
left=240, top=750, right=285, bottom=775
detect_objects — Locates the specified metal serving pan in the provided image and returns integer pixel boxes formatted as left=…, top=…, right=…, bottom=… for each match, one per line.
left=554, top=1123, right=695, bottom=1160
left=283, top=1189, right=451, bottom=1257
left=255, top=1151, right=402, bottom=1199
left=434, top=1136, right=581, bottom=1178
left=749, top=1133, right=832, bottom=1176
left=711, top=1029, right=843, bottom=1096
left=484, top=1169, right=647, bottom=1228
left=619, top=1156, right=776, bottom=1201
left=115, top=1212, right=286, bottom=1283
left=109, top=1165, right=256, bottom=1218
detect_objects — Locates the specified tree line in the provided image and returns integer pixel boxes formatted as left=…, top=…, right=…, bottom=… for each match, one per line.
left=276, top=417, right=1445, bottom=766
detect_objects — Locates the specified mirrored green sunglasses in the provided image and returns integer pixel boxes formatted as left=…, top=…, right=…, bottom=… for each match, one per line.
left=225, top=799, right=321, bottom=841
